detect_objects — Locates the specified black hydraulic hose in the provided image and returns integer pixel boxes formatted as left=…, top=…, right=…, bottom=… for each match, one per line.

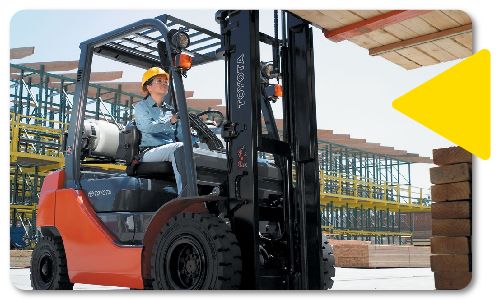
left=196, top=110, right=224, bottom=126
left=188, top=113, right=224, bottom=151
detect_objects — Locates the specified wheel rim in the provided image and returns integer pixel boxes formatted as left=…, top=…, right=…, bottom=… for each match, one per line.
left=37, top=252, right=54, bottom=288
left=165, top=235, right=206, bottom=289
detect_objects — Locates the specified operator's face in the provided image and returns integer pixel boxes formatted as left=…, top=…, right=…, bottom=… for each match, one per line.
left=146, top=74, right=169, bottom=96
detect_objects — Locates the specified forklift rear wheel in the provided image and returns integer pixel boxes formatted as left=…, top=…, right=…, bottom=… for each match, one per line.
left=322, top=235, right=335, bottom=290
left=30, top=236, right=74, bottom=290
left=151, top=213, right=242, bottom=290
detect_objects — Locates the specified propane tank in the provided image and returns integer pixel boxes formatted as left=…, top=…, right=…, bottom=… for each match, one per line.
left=82, top=120, right=121, bottom=157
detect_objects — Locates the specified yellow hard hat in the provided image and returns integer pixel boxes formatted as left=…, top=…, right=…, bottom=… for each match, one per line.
left=142, top=67, right=169, bottom=93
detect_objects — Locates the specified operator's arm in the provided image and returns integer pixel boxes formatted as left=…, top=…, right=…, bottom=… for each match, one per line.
left=134, top=101, right=177, bottom=135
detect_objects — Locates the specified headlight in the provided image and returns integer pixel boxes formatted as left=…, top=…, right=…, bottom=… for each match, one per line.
left=172, top=31, right=190, bottom=49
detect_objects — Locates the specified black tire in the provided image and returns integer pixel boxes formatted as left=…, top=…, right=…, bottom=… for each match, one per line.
left=30, top=236, right=74, bottom=290
left=322, top=235, right=335, bottom=290
left=151, top=213, right=242, bottom=290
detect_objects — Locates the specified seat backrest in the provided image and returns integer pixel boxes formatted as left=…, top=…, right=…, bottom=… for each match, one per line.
left=122, top=120, right=141, bottom=166
left=122, top=120, right=175, bottom=179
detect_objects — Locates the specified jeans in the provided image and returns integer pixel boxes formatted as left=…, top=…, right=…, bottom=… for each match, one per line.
left=141, top=142, right=186, bottom=196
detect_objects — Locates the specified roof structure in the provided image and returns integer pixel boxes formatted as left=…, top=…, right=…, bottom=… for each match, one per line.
left=288, top=10, right=472, bottom=70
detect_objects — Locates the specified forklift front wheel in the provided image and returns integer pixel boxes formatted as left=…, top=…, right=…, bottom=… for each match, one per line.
left=30, top=236, right=74, bottom=290
left=151, top=213, right=242, bottom=290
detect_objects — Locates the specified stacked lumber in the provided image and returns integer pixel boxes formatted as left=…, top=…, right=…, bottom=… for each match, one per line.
left=10, top=250, right=32, bottom=268
left=329, top=240, right=430, bottom=268
left=430, top=146, right=472, bottom=290
left=369, top=245, right=431, bottom=268
left=329, top=240, right=371, bottom=267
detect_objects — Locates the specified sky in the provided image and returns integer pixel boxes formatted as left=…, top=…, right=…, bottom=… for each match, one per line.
left=4, top=1, right=500, bottom=297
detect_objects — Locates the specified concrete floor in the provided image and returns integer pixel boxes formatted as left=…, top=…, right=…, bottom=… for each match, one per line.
left=332, top=267, right=434, bottom=290
left=10, top=267, right=434, bottom=290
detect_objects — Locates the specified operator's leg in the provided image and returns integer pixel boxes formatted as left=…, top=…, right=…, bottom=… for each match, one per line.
left=142, top=142, right=186, bottom=196
left=172, top=146, right=189, bottom=197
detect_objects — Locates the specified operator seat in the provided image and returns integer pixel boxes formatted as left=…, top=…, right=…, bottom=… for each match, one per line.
left=124, top=120, right=175, bottom=180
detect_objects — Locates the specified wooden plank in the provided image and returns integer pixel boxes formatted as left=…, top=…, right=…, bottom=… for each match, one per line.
left=402, top=157, right=433, bottom=164
left=431, top=181, right=472, bottom=202
left=364, top=28, right=402, bottom=45
left=415, top=43, right=458, bottom=62
left=10, top=47, right=35, bottom=60
left=11, top=60, right=79, bottom=73
left=453, top=32, right=473, bottom=50
left=431, top=254, right=471, bottom=272
left=348, top=10, right=385, bottom=20
left=362, top=147, right=408, bottom=156
left=433, top=38, right=472, bottom=58
left=431, top=201, right=471, bottom=219
left=10, top=250, right=33, bottom=268
left=186, top=99, right=222, bottom=107
left=324, top=134, right=350, bottom=140
left=316, top=129, right=333, bottom=136
left=321, top=10, right=364, bottom=26
left=429, top=163, right=471, bottom=185
left=379, top=52, right=421, bottom=70
left=370, top=245, right=430, bottom=268
left=325, top=139, right=371, bottom=146
left=399, top=15, right=440, bottom=36
left=431, top=237, right=470, bottom=254
left=370, top=24, right=472, bottom=56
left=396, top=47, right=440, bottom=66
left=323, top=10, right=432, bottom=42
left=433, top=146, right=472, bottom=166
left=440, top=10, right=472, bottom=25
left=432, top=219, right=471, bottom=237
left=419, top=10, right=461, bottom=31
left=348, top=35, right=383, bottom=49
left=434, top=271, right=472, bottom=290
left=383, top=23, right=420, bottom=40
left=392, top=152, right=420, bottom=157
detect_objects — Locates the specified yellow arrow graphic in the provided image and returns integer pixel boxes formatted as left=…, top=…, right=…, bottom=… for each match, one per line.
left=392, top=49, right=491, bottom=160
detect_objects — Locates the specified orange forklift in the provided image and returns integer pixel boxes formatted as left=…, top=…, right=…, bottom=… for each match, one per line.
left=30, top=10, right=335, bottom=290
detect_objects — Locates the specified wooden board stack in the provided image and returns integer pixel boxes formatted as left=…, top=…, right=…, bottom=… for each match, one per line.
left=10, top=250, right=32, bottom=268
left=329, top=240, right=430, bottom=268
left=430, top=146, right=472, bottom=290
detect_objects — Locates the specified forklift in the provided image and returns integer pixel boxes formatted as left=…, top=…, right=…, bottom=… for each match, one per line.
left=30, top=10, right=335, bottom=290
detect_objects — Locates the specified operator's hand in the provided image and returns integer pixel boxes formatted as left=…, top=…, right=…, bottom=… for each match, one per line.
left=170, top=114, right=179, bottom=125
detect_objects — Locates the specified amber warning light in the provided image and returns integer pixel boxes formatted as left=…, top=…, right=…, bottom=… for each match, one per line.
left=274, top=84, right=283, bottom=97
left=175, top=54, right=192, bottom=70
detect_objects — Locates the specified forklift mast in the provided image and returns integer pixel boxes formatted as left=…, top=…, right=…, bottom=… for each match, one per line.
left=217, top=11, right=322, bottom=289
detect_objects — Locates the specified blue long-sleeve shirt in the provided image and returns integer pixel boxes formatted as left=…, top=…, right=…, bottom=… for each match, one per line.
left=134, top=96, right=184, bottom=148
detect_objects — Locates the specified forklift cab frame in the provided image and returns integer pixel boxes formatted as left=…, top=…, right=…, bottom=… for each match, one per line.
left=65, top=15, right=200, bottom=196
